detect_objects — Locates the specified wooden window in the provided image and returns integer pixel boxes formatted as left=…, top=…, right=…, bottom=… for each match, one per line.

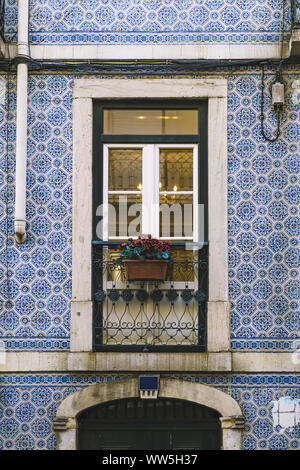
left=93, top=100, right=208, bottom=244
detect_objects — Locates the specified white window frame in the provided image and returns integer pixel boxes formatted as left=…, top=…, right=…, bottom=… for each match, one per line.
left=71, top=78, right=229, bottom=354
left=103, top=143, right=198, bottom=242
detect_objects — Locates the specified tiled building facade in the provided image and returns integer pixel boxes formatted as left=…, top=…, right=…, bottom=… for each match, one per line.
left=0, top=0, right=299, bottom=450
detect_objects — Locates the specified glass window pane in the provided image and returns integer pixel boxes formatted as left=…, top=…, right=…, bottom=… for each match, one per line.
left=159, top=194, right=193, bottom=238
left=108, top=194, right=142, bottom=238
left=109, top=148, right=142, bottom=191
left=160, top=148, right=193, bottom=192
left=104, top=109, right=198, bottom=135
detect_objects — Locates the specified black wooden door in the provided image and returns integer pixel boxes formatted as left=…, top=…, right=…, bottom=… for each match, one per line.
left=77, top=398, right=221, bottom=450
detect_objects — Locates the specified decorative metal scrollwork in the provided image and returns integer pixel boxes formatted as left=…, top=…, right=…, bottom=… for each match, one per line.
left=92, top=242, right=208, bottom=349
left=108, top=289, right=120, bottom=303
left=94, top=290, right=106, bottom=302
left=136, top=289, right=149, bottom=303
left=150, top=289, right=164, bottom=303
left=122, top=289, right=134, bottom=303
left=166, top=289, right=179, bottom=302
left=181, top=289, right=193, bottom=303
left=194, top=289, right=207, bottom=303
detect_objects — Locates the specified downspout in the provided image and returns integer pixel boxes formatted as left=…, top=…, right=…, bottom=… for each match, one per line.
left=14, top=0, right=29, bottom=244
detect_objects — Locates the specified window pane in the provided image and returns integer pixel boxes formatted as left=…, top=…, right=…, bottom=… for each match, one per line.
left=159, top=194, right=193, bottom=238
left=104, top=109, right=198, bottom=135
left=160, top=148, right=193, bottom=192
left=108, top=194, right=142, bottom=238
left=109, top=148, right=142, bottom=191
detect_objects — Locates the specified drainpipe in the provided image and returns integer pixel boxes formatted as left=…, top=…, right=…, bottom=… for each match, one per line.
left=14, top=0, right=29, bottom=244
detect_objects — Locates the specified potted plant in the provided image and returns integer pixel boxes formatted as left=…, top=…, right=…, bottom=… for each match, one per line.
left=115, top=234, right=172, bottom=281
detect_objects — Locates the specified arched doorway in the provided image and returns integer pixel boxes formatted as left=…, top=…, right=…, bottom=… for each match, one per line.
left=53, top=378, right=244, bottom=450
left=77, top=397, right=222, bottom=450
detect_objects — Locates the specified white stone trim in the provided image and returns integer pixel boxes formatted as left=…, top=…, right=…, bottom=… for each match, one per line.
left=72, top=98, right=93, bottom=303
left=53, top=377, right=244, bottom=450
left=71, top=77, right=229, bottom=353
left=219, top=416, right=245, bottom=450
left=27, top=44, right=290, bottom=61
left=207, top=95, right=228, bottom=303
left=207, top=301, right=231, bottom=352
left=73, top=78, right=227, bottom=99
left=0, top=352, right=298, bottom=372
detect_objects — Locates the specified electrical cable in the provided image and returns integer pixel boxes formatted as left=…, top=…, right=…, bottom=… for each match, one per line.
left=0, top=56, right=298, bottom=73
left=260, top=64, right=282, bottom=143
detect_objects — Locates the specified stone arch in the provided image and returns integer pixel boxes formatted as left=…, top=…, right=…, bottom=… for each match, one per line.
left=53, top=377, right=244, bottom=450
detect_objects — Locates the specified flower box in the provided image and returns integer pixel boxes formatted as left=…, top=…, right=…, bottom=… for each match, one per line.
left=115, top=235, right=172, bottom=281
left=123, top=259, right=168, bottom=282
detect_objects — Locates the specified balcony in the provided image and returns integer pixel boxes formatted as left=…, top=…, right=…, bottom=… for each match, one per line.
left=92, top=241, right=208, bottom=352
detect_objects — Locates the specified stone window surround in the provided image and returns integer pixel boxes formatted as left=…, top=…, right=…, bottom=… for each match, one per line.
left=53, top=377, right=244, bottom=450
left=71, top=78, right=229, bottom=354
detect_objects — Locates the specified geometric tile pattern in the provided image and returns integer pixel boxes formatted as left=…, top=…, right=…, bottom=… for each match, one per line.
left=228, top=68, right=300, bottom=351
left=0, top=374, right=131, bottom=450
left=0, top=73, right=73, bottom=351
left=4, top=0, right=292, bottom=44
left=180, top=374, right=300, bottom=450
left=0, top=68, right=299, bottom=352
left=0, top=0, right=298, bottom=455
left=0, top=374, right=299, bottom=450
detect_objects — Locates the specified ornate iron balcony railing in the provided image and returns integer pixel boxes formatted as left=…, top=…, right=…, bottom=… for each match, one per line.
left=293, top=0, right=300, bottom=28
left=92, top=241, right=208, bottom=352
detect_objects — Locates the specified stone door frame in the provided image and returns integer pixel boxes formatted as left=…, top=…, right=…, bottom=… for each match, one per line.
left=53, top=377, right=244, bottom=450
